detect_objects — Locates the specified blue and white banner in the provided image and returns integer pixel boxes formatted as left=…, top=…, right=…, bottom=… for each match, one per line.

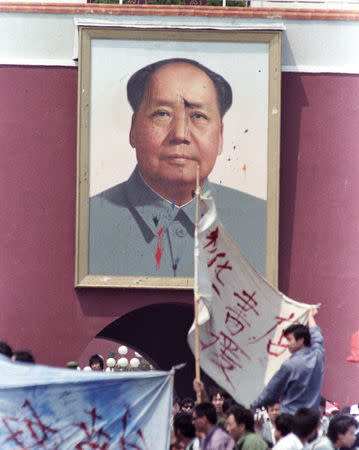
left=0, top=356, right=172, bottom=449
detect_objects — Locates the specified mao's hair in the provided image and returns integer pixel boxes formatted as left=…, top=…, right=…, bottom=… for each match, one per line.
left=127, top=58, right=233, bottom=119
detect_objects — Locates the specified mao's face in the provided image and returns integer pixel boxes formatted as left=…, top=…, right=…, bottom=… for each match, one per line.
left=130, top=62, right=223, bottom=199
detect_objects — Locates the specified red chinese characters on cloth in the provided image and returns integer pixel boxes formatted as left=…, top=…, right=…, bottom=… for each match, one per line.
left=188, top=197, right=313, bottom=406
left=2, top=401, right=148, bottom=449
left=2, top=399, right=60, bottom=449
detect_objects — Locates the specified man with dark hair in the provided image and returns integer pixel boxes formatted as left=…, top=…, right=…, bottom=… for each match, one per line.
left=284, top=324, right=311, bottom=347
left=274, top=413, right=294, bottom=442
left=192, top=380, right=229, bottom=428
left=181, top=397, right=195, bottom=414
left=312, top=414, right=357, bottom=449
left=252, top=308, right=324, bottom=414
left=12, top=350, right=35, bottom=363
left=209, top=386, right=228, bottom=429
left=173, top=412, right=200, bottom=450
left=89, top=58, right=266, bottom=278
left=209, top=387, right=226, bottom=414
left=226, top=404, right=268, bottom=449
left=89, top=354, right=104, bottom=371
left=222, top=398, right=236, bottom=418
left=273, top=407, right=319, bottom=449
left=192, top=402, right=236, bottom=450
left=260, top=400, right=281, bottom=446
left=0, top=341, right=12, bottom=358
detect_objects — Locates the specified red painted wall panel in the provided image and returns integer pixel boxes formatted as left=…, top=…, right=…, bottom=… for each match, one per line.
left=280, top=73, right=359, bottom=406
left=1, top=66, right=359, bottom=405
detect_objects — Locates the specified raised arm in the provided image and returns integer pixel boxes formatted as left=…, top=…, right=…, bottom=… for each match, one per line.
left=193, top=378, right=209, bottom=403
left=308, top=307, right=318, bottom=328
left=308, top=307, right=324, bottom=359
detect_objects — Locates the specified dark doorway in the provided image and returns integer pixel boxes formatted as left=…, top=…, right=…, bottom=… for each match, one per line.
left=97, top=303, right=197, bottom=399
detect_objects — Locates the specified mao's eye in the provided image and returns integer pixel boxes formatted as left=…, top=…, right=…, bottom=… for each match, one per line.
left=151, top=110, right=170, bottom=118
left=191, top=112, right=208, bottom=121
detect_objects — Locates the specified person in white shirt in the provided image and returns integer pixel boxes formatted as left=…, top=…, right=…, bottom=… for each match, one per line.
left=261, top=401, right=281, bottom=446
left=311, top=414, right=357, bottom=450
left=274, top=408, right=320, bottom=450
left=274, top=413, right=294, bottom=442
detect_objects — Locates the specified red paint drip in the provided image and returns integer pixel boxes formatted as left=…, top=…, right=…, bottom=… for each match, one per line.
left=155, top=227, right=164, bottom=270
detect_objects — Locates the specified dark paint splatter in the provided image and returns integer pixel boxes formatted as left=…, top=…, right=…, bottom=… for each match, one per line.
left=173, top=257, right=180, bottom=271
left=227, top=157, right=231, bottom=162
left=233, top=145, right=237, bottom=150
left=167, top=199, right=176, bottom=220
left=153, top=216, right=159, bottom=226
left=244, top=129, right=248, bottom=134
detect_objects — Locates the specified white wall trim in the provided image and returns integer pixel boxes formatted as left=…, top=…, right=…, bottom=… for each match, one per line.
left=0, top=58, right=78, bottom=67
left=72, top=18, right=286, bottom=59
left=282, top=65, right=359, bottom=74
left=0, top=12, right=359, bottom=74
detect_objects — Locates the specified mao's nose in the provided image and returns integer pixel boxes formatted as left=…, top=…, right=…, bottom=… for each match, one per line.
left=169, top=109, right=190, bottom=145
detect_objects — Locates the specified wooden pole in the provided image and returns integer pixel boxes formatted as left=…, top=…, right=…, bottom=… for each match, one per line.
left=194, top=164, right=201, bottom=403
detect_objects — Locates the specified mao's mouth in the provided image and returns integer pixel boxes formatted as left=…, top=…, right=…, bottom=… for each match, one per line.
left=165, top=154, right=196, bottom=162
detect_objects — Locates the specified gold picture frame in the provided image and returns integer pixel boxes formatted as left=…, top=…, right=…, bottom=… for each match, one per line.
left=75, top=26, right=281, bottom=289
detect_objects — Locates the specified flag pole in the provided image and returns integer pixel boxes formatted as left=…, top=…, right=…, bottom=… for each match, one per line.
left=194, top=163, right=201, bottom=403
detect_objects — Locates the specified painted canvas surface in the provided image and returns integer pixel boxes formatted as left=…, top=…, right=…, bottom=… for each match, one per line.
left=76, top=28, right=281, bottom=288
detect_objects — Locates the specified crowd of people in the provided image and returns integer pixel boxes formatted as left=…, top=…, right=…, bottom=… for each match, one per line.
left=0, top=341, right=35, bottom=363
left=169, top=308, right=358, bottom=450
left=170, top=387, right=359, bottom=450
left=2, top=307, right=358, bottom=450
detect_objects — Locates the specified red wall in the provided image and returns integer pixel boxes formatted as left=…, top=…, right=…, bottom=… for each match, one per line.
left=280, top=73, right=359, bottom=405
left=1, top=66, right=359, bottom=405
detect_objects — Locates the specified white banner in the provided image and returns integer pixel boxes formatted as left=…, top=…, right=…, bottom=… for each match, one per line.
left=188, top=197, right=316, bottom=407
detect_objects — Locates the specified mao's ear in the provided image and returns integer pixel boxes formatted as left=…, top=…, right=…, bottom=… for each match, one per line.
left=129, top=114, right=136, bottom=149
left=217, top=122, right=224, bottom=156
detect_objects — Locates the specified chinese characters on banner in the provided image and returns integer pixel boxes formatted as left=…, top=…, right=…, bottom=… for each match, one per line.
left=0, top=359, right=172, bottom=449
left=188, top=197, right=316, bottom=407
